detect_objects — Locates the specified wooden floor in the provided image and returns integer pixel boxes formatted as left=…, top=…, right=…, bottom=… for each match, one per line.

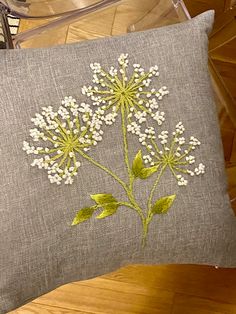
left=11, top=265, right=236, bottom=314
left=10, top=1, right=236, bottom=313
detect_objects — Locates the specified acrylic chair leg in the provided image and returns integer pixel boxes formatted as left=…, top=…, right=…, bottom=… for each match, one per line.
left=12, top=0, right=121, bottom=48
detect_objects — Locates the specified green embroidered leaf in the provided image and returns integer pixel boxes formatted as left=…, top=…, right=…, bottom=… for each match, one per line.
left=91, top=194, right=117, bottom=205
left=96, top=204, right=118, bottom=219
left=132, top=150, right=159, bottom=179
left=151, top=195, right=176, bottom=215
left=139, top=165, right=160, bottom=179
left=132, top=150, right=144, bottom=177
left=71, top=207, right=95, bottom=226
left=91, top=193, right=119, bottom=219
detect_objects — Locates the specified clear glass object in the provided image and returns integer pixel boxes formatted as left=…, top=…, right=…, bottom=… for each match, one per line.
left=0, top=0, right=121, bottom=47
left=0, top=0, right=191, bottom=48
left=1, top=0, right=114, bottom=18
left=128, top=0, right=191, bottom=32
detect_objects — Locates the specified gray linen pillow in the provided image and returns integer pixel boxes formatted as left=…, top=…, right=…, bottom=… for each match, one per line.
left=0, top=10, right=235, bottom=313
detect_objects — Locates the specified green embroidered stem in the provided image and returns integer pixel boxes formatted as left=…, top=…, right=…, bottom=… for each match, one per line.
left=92, top=201, right=138, bottom=211
left=121, top=63, right=126, bottom=86
left=119, top=201, right=145, bottom=222
left=175, top=145, right=193, bottom=162
left=131, top=72, right=150, bottom=89
left=120, top=101, right=146, bottom=223
left=78, top=147, right=144, bottom=220
left=76, top=149, right=145, bottom=222
left=173, top=166, right=188, bottom=174
left=150, top=138, right=162, bottom=156
left=147, top=165, right=167, bottom=211
left=58, top=151, right=69, bottom=168
left=137, top=166, right=166, bottom=247
left=121, top=102, right=134, bottom=190
left=142, top=219, right=150, bottom=248
left=46, top=130, right=64, bottom=144
left=169, top=164, right=179, bottom=180
left=127, top=192, right=145, bottom=222
left=119, top=201, right=136, bottom=210
left=169, top=133, right=178, bottom=156
left=54, top=118, right=70, bottom=140
left=76, top=148, right=127, bottom=191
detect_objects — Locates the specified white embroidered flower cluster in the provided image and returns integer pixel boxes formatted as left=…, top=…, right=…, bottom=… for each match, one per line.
left=23, top=96, right=104, bottom=185
left=118, top=53, right=129, bottom=68
left=81, top=53, right=169, bottom=131
left=127, top=122, right=158, bottom=147
left=135, top=121, right=206, bottom=186
left=23, top=53, right=206, bottom=189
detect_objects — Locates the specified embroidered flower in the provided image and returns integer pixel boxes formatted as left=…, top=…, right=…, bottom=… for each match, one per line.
left=82, top=53, right=169, bottom=127
left=23, top=96, right=104, bottom=185
left=135, top=122, right=205, bottom=186
left=21, top=55, right=207, bottom=246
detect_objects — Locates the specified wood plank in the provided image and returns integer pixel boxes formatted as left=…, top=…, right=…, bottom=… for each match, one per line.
left=66, top=7, right=116, bottom=44
left=209, top=17, right=236, bottom=52
left=103, top=265, right=236, bottom=304
left=218, top=106, right=236, bottom=162
left=184, top=0, right=224, bottom=17
left=66, top=28, right=108, bottom=44
left=229, top=186, right=236, bottom=213
left=9, top=302, right=87, bottom=314
left=227, top=166, right=236, bottom=188
left=19, top=19, right=68, bottom=48
left=111, top=3, right=149, bottom=35
left=211, top=39, right=236, bottom=64
left=172, top=293, right=236, bottom=314
left=126, top=0, right=182, bottom=32
left=210, top=6, right=236, bottom=36
left=32, top=278, right=174, bottom=314
left=10, top=264, right=236, bottom=314
left=213, top=60, right=236, bottom=100
left=230, top=132, right=236, bottom=162
left=209, top=59, right=236, bottom=128
left=224, top=0, right=236, bottom=11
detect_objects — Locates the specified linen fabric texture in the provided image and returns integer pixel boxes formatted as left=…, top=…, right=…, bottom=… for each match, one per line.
left=0, top=10, right=235, bottom=313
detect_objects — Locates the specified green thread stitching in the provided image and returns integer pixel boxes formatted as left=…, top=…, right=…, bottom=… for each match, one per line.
left=75, top=149, right=145, bottom=223
left=23, top=54, right=205, bottom=246
left=75, top=148, right=128, bottom=192
left=121, top=102, right=134, bottom=190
